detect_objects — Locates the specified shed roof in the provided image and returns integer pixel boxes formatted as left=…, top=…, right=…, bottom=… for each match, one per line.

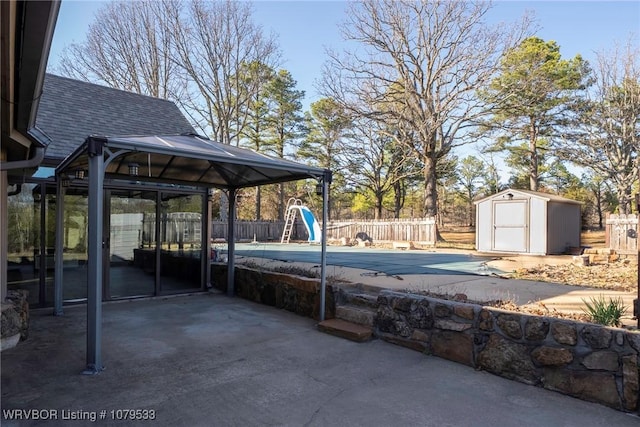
left=474, top=188, right=582, bottom=205
left=56, top=134, right=330, bottom=189
left=36, top=74, right=195, bottom=163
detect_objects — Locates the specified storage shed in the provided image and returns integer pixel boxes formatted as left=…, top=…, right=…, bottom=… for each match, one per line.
left=474, top=189, right=581, bottom=255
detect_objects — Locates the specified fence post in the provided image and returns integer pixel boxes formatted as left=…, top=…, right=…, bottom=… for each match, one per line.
left=605, top=212, right=610, bottom=248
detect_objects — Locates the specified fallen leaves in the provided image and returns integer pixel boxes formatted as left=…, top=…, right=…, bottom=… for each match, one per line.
left=494, top=299, right=591, bottom=322
left=511, top=260, right=638, bottom=292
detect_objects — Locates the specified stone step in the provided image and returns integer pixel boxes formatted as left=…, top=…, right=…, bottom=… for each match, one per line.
left=317, top=318, right=373, bottom=343
left=336, top=305, right=375, bottom=327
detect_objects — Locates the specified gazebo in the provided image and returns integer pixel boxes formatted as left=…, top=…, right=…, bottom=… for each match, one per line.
left=55, top=133, right=331, bottom=374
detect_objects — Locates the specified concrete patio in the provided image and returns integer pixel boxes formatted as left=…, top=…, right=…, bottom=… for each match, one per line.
left=2, top=293, right=638, bottom=426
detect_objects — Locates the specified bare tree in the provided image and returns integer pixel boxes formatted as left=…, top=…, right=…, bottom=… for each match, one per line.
left=583, top=171, right=615, bottom=229
left=57, top=0, right=182, bottom=100
left=561, top=38, right=640, bottom=214
left=321, top=0, right=531, bottom=220
left=164, top=0, right=280, bottom=145
left=343, top=116, right=421, bottom=219
left=56, top=0, right=281, bottom=223
left=456, top=156, right=486, bottom=226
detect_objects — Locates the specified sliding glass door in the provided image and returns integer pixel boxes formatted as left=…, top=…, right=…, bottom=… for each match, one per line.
left=106, top=190, right=157, bottom=299
left=159, top=192, right=204, bottom=294
left=105, top=189, right=204, bottom=299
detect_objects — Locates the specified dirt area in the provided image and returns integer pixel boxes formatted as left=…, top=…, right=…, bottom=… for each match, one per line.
left=439, top=229, right=638, bottom=293
left=508, top=259, right=636, bottom=292
left=438, top=229, right=635, bottom=325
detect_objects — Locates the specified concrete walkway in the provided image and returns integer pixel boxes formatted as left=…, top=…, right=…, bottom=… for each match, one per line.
left=2, top=294, right=638, bottom=426
left=232, top=243, right=637, bottom=327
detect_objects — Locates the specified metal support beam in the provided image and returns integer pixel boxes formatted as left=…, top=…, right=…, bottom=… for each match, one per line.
left=205, top=189, right=213, bottom=289
left=319, top=172, right=331, bottom=321
left=84, top=148, right=104, bottom=374
left=38, top=184, right=46, bottom=307
left=155, top=191, right=162, bottom=296
left=633, top=192, right=640, bottom=328
left=53, top=176, right=65, bottom=315
left=226, top=188, right=236, bottom=296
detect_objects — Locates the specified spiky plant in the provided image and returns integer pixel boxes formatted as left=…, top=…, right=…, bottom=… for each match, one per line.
left=581, top=295, right=627, bottom=327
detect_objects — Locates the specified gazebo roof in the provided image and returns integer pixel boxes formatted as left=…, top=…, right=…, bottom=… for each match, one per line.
left=56, top=133, right=330, bottom=189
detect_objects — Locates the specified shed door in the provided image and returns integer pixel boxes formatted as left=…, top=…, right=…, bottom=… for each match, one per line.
left=492, top=200, right=528, bottom=252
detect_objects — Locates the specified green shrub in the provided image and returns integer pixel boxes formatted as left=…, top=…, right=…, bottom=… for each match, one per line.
left=581, top=295, right=627, bottom=327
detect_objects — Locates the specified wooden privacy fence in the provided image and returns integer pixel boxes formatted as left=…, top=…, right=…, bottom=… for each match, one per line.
left=212, top=220, right=306, bottom=242
left=211, top=218, right=437, bottom=244
left=605, top=213, right=638, bottom=254
left=326, top=218, right=436, bottom=244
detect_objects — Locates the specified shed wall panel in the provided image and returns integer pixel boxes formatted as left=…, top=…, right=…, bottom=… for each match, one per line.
left=529, top=198, right=547, bottom=254
left=476, top=200, right=492, bottom=252
left=547, top=202, right=581, bottom=254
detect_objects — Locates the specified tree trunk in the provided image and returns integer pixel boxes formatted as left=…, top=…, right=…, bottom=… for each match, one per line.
left=617, top=185, right=631, bottom=215
left=529, top=123, right=538, bottom=191
left=278, top=183, right=284, bottom=220
left=375, top=191, right=383, bottom=219
left=423, top=155, right=444, bottom=241
left=393, top=181, right=405, bottom=219
left=219, top=192, right=229, bottom=221
left=595, top=189, right=604, bottom=229
left=423, top=156, right=438, bottom=218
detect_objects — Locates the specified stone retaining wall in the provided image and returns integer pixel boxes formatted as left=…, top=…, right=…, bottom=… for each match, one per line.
left=1, top=290, right=29, bottom=351
left=211, top=264, right=336, bottom=320
left=376, top=290, right=640, bottom=414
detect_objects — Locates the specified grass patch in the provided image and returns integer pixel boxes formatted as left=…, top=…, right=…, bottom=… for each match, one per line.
left=581, top=295, right=628, bottom=327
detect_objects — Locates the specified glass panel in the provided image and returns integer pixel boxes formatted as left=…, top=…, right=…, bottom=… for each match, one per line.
left=109, top=191, right=157, bottom=298
left=6, top=184, right=40, bottom=305
left=159, top=193, right=203, bottom=293
left=61, top=190, right=89, bottom=302
left=42, top=190, right=56, bottom=304
left=32, top=166, right=55, bottom=179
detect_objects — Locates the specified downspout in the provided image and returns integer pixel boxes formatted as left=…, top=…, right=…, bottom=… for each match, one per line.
left=0, top=145, right=45, bottom=171
left=0, top=127, right=50, bottom=171
left=7, top=184, right=21, bottom=196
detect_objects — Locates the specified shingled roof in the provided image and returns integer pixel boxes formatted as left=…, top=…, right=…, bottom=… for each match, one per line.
left=36, top=74, right=195, bottom=164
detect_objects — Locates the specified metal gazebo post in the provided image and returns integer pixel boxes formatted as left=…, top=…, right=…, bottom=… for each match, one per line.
left=54, top=175, right=65, bottom=316
left=227, top=188, right=237, bottom=297
left=633, top=192, right=640, bottom=328
left=85, top=137, right=105, bottom=374
left=319, top=170, right=332, bottom=322
left=636, top=153, right=640, bottom=328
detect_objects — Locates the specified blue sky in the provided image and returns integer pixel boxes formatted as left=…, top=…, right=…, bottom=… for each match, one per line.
left=47, top=1, right=639, bottom=179
left=48, top=0, right=639, bottom=109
